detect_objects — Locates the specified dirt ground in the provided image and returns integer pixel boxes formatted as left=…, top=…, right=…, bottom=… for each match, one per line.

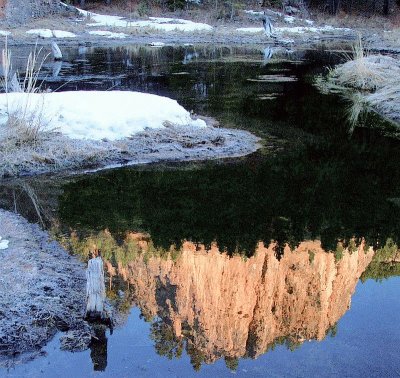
left=0, top=3, right=397, bottom=54
left=0, top=3, right=391, bottom=52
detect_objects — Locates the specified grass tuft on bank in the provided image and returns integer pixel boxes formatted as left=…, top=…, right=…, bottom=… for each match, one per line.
left=316, top=37, right=400, bottom=126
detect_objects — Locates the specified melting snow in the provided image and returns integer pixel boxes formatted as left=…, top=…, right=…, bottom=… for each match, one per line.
left=71, top=5, right=212, bottom=32
left=236, top=27, right=263, bottom=33
left=0, top=30, right=11, bottom=36
left=243, top=10, right=264, bottom=16
left=26, top=29, right=53, bottom=38
left=26, top=29, right=77, bottom=38
left=149, top=41, right=166, bottom=47
left=0, top=91, right=206, bottom=141
left=276, top=25, right=352, bottom=34
left=53, top=30, right=77, bottom=38
left=237, top=25, right=352, bottom=34
left=284, top=15, right=295, bottom=23
left=88, top=30, right=128, bottom=39
left=0, top=236, right=9, bottom=250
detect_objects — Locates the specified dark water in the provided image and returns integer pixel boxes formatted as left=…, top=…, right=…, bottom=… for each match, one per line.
left=1, top=45, right=400, bottom=377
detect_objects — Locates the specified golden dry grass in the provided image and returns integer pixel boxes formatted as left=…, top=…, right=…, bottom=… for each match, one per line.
left=316, top=36, right=400, bottom=126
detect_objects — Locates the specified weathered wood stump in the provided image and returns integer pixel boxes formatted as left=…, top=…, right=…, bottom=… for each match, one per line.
left=85, top=256, right=106, bottom=320
left=51, top=41, right=62, bottom=61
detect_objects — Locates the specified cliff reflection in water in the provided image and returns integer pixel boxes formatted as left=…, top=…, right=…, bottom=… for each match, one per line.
left=66, top=231, right=373, bottom=370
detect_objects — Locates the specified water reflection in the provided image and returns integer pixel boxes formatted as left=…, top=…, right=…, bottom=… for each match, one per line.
left=1, top=45, right=400, bottom=374
left=63, top=230, right=376, bottom=370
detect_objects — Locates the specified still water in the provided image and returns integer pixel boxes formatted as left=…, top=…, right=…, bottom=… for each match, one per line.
left=1, top=45, right=400, bottom=377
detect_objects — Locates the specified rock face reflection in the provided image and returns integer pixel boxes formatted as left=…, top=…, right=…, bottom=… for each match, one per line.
left=100, top=234, right=373, bottom=365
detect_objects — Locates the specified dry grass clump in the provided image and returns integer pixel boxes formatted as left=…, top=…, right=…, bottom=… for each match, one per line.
left=0, top=134, right=120, bottom=178
left=0, top=43, right=50, bottom=147
left=329, top=54, right=400, bottom=91
left=0, top=123, right=259, bottom=179
left=367, top=84, right=400, bottom=124
left=316, top=37, right=400, bottom=126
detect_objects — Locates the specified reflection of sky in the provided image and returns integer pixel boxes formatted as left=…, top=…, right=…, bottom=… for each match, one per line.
left=6, top=277, right=400, bottom=378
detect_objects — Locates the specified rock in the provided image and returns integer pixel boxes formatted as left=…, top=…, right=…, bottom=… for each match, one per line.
left=106, top=236, right=374, bottom=363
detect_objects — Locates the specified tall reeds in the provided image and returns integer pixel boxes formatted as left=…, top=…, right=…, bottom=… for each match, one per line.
left=1, top=40, right=50, bottom=147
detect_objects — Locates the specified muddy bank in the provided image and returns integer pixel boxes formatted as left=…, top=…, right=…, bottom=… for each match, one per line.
left=0, top=209, right=90, bottom=367
left=0, top=124, right=260, bottom=179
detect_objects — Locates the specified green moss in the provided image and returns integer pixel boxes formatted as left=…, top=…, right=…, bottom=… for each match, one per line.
left=308, top=250, right=315, bottom=264
left=334, top=243, right=344, bottom=262
left=348, top=239, right=358, bottom=254
left=361, top=238, right=400, bottom=282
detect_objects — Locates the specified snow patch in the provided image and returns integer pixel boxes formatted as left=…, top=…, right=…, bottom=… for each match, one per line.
left=73, top=6, right=212, bottom=32
left=149, top=41, right=166, bottom=47
left=0, top=91, right=206, bottom=141
left=276, top=25, right=352, bottom=34
left=237, top=24, right=352, bottom=35
left=26, top=29, right=53, bottom=38
left=26, top=29, right=77, bottom=38
left=88, top=30, right=128, bottom=39
left=243, top=10, right=264, bottom=16
left=52, top=30, right=77, bottom=38
left=236, top=27, right=263, bottom=33
left=284, top=15, right=295, bottom=23
left=0, top=236, right=9, bottom=250
left=126, top=17, right=213, bottom=32
left=0, top=30, right=11, bottom=37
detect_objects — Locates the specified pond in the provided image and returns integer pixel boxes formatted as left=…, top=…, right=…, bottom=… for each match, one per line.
left=1, top=44, right=400, bottom=377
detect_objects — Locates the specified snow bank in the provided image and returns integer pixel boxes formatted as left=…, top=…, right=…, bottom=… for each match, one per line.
left=0, top=91, right=206, bottom=141
left=73, top=6, right=212, bottom=32
left=26, top=29, right=77, bottom=38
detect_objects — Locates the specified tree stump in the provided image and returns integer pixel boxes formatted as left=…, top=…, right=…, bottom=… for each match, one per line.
left=85, top=256, right=106, bottom=320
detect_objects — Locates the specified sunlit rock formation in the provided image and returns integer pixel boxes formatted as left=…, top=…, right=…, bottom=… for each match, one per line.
left=100, top=234, right=373, bottom=364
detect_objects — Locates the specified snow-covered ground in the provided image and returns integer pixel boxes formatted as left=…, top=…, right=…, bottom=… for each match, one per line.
left=237, top=25, right=352, bottom=34
left=244, top=8, right=314, bottom=25
left=0, top=91, right=206, bottom=140
left=72, top=5, right=213, bottom=32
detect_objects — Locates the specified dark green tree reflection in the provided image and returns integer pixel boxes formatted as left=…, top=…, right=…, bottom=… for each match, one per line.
left=59, top=134, right=400, bottom=256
